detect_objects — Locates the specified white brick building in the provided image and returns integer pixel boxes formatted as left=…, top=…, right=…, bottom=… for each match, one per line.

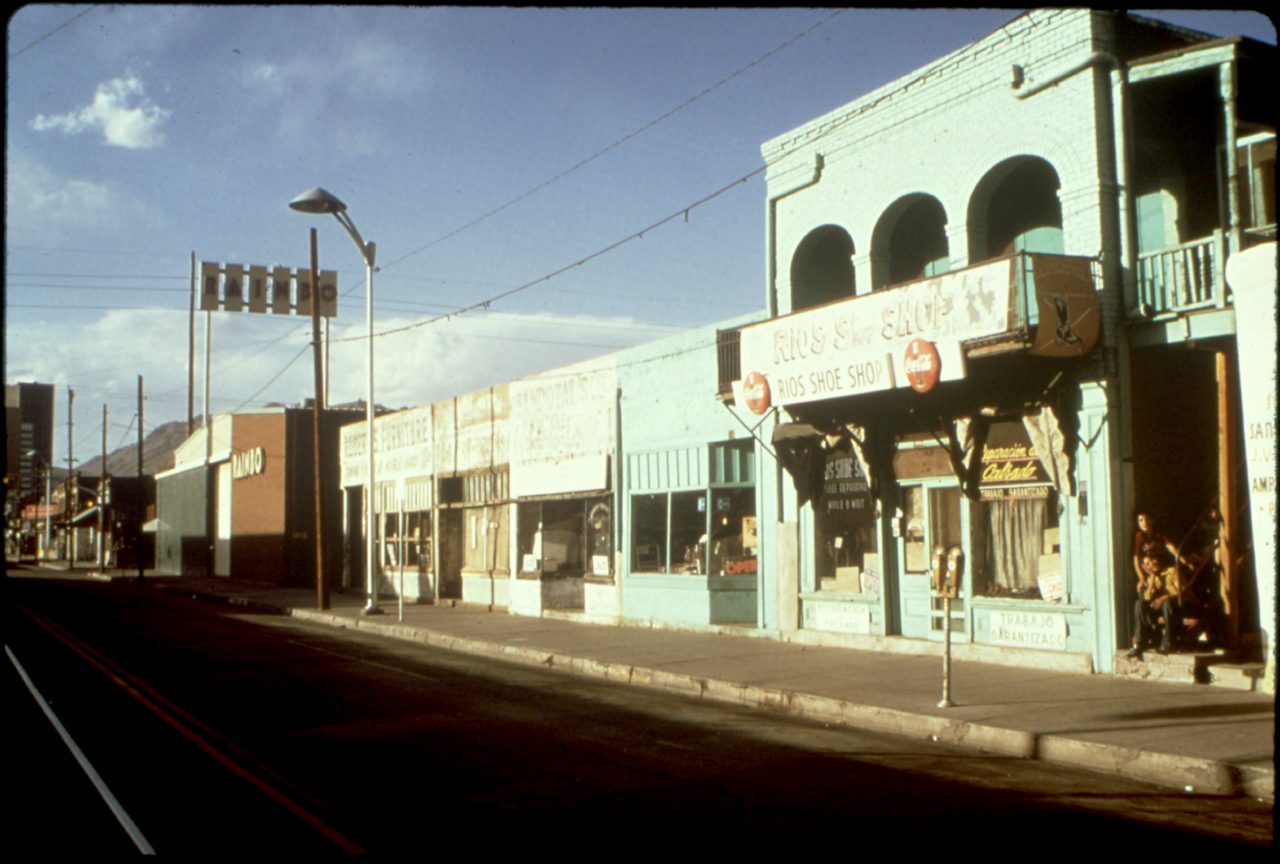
left=732, top=9, right=1274, bottom=681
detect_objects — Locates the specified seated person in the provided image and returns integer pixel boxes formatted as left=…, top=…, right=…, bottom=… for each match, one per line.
left=1128, top=553, right=1183, bottom=657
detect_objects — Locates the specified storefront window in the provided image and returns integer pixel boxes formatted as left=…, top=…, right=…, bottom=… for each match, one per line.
left=382, top=511, right=431, bottom=572
left=972, top=492, right=1060, bottom=600
left=518, top=497, right=612, bottom=577
left=816, top=450, right=878, bottom=592
left=632, top=494, right=667, bottom=573
left=670, top=491, right=705, bottom=574
left=709, top=488, right=757, bottom=577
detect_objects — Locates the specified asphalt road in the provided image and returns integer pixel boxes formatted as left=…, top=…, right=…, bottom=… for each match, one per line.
left=4, top=571, right=1273, bottom=854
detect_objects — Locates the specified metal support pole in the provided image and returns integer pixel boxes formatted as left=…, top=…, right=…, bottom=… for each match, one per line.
left=363, top=250, right=382, bottom=615
left=938, top=594, right=955, bottom=708
left=309, top=228, right=329, bottom=610
left=188, top=252, right=196, bottom=436
left=98, top=403, right=107, bottom=572
left=398, top=503, right=405, bottom=622
left=68, top=388, right=75, bottom=569
left=137, top=375, right=144, bottom=580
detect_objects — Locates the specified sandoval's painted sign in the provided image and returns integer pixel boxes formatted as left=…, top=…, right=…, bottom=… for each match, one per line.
left=739, top=257, right=1012, bottom=407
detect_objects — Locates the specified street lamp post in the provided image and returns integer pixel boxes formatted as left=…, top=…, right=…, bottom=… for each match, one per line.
left=290, top=187, right=382, bottom=616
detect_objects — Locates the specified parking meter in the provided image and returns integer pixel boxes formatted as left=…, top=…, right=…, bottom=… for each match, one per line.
left=930, top=545, right=947, bottom=594
left=941, top=545, right=964, bottom=599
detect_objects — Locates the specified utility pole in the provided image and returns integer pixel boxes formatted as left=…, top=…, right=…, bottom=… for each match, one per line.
left=99, top=403, right=107, bottom=572
left=309, top=228, right=329, bottom=610
left=138, top=375, right=145, bottom=580
left=188, top=252, right=197, bottom=436
left=68, top=388, right=75, bottom=570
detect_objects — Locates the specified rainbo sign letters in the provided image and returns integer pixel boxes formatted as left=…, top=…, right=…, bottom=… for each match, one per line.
left=201, top=261, right=337, bottom=317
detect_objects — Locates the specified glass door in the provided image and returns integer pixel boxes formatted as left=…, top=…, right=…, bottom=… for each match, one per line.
left=896, top=482, right=969, bottom=639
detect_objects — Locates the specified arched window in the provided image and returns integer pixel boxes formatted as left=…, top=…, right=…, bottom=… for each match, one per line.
left=871, top=194, right=950, bottom=290
left=790, top=225, right=854, bottom=311
left=968, top=157, right=1064, bottom=261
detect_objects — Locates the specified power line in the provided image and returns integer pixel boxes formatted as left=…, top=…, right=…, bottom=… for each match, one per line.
left=335, top=166, right=765, bottom=345
left=377, top=9, right=844, bottom=272
left=8, top=5, right=101, bottom=60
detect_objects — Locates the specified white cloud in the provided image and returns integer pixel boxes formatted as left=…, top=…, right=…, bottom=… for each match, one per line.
left=4, top=151, right=139, bottom=239
left=31, top=75, right=170, bottom=149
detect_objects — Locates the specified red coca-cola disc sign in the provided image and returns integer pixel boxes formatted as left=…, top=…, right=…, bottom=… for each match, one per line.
left=743, top=371, right=771, bottom=414
left=904, top=339, right=941, bottom=393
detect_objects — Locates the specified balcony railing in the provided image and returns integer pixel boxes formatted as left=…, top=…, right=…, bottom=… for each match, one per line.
left=1135, top=231, right=1227, bottom=318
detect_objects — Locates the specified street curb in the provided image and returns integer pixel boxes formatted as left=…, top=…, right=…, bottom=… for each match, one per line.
left=288, top=607, right=1274, bottom=802
left=168, top=586, right=1274, bottom=803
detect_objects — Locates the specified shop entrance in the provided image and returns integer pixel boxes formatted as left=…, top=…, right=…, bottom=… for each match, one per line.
left=896, top=481, right=968, bottom=639
left=438, top=508, right=463, bottom=600
left=1130, top=340, right=1253, bottom=649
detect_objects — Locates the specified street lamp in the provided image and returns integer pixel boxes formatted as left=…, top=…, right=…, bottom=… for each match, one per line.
left=289, top=187, right=382, bottom=616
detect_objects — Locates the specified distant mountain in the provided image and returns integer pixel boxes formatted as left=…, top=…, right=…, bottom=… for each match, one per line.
left=76, top=418, right=196, bottom=477
left=73, top=404, right=386, bottom=479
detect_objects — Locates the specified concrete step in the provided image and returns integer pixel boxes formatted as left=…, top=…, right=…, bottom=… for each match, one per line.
left=1114, top=647, right=1262, bottom=690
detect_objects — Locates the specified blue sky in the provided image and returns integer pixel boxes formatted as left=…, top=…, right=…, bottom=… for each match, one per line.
left=5, top=6, right=1275, bottom=465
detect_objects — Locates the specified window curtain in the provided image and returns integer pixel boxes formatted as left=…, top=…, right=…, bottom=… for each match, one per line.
left=984, top=497, right=1047, bottom=592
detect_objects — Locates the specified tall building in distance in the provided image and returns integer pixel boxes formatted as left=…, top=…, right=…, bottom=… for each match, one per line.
left=5, top=382, right=56, bottom=505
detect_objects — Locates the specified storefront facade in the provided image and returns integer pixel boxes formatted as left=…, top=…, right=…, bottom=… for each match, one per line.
left=434, top=387, right=511, bottom=608
left=157, top=407, right=352, bottom=587
left=717, top=8, right=1280, bottom=675
left=620, top=313, right=773, bottom=628
left=509, top=357, right=619, bottom=620
left=339, top=404, right=434, bottom=600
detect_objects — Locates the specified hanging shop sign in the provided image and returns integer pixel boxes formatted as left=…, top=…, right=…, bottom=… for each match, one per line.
left=978, top=421, right=1052, bottom=499
left=200, top=261, right=337, bottom=317
left=903, top=339, right=941, bottom=393
left=1029, top=255, right=1099, bottom=357
left=738, top=257, right=1012, bottom=408
left=743, top=371, right=772, bottom=415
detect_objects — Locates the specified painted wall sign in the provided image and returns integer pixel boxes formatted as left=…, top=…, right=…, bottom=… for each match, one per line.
left=231, top=447, right=265, bottom=480
left=340, top=405, right=434, bottom=488
left=510, top=364, right=616, bottom=498
left=743, top=371, right=772, bottom=414
left=988, top=610, right=1067, bottom=651
left=739, top=257, right=1010, bottom=407
left=804, top=599, right=873, bottom=634
left=1227, top=241, right=1276, bottom=665
left=903, top=339, right=941, bottom=393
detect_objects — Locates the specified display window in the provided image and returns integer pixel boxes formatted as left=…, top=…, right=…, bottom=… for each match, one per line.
left=382, top=510, right=432, bottom=573
left=971, top=492, right=1061, bottom=600
left=816, top=450, right=879, bottom=593
left=631, top=489, right=759, bottom=576
left=517, top=496, right=612, bottom=578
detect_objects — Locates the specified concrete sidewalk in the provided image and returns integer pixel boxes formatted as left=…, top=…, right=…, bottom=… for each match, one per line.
left=136, top=574, right=1273, bottom=802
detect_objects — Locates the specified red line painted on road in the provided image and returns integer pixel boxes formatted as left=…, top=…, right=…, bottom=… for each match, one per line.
left=15, top=603, right=367, bottom=855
